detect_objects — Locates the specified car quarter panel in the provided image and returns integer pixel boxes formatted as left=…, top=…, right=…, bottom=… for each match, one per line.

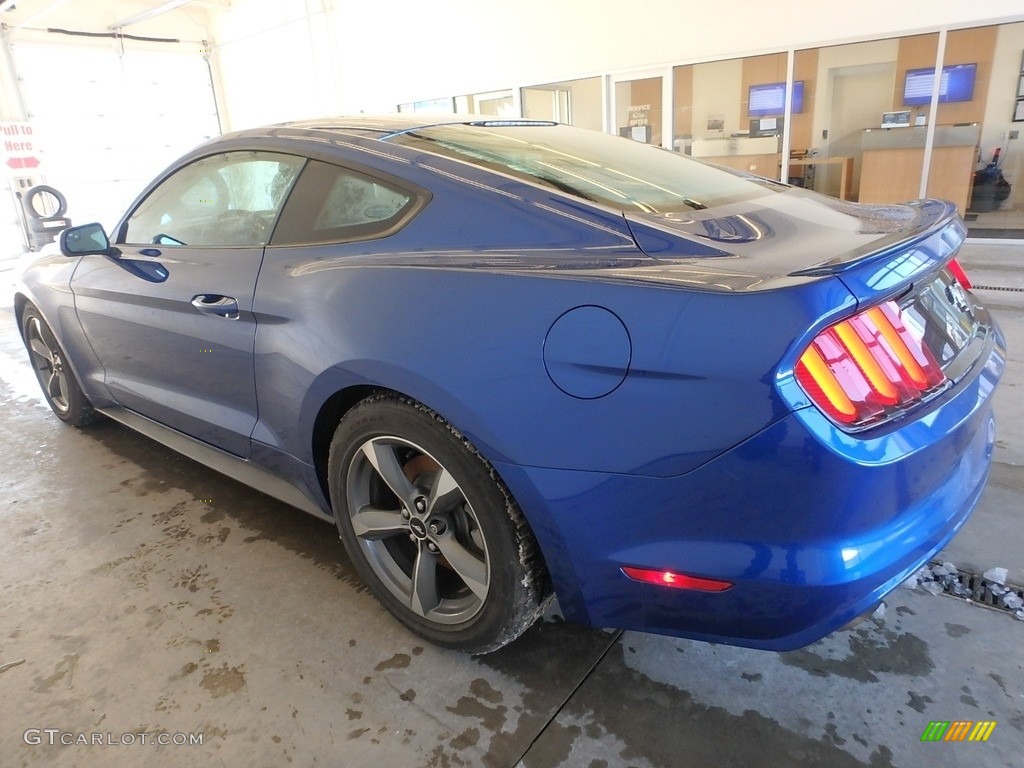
left=495, top=321, right=1003, bottom=643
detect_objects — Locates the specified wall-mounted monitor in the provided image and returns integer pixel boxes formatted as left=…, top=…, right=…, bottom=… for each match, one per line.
left=903, top=63, right=977, bottom=106
left=748, top=81, right=804, bottom=117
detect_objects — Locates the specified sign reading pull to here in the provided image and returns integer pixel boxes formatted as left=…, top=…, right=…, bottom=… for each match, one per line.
left=1, top=122, right=42, bottom=174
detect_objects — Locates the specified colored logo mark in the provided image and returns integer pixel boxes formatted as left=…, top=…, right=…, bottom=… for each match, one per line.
left=920, top=721, right=996, bottom=742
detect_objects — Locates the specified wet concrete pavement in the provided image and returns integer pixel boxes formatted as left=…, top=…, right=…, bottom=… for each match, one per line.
left=1, top=244, right=1022, bottom=767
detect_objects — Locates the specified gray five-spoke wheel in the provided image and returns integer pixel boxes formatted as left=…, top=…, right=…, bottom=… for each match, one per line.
left=330, top=396, right=547, bottom=652
left=346, top=436, right=490, bottom=625
left=26, top=315, right=70, bottom=414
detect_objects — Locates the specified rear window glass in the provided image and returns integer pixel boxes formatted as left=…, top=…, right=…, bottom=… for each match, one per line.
left=271, top=160, right=416, bottom=246
left=388, top=122, right=780, bottom=214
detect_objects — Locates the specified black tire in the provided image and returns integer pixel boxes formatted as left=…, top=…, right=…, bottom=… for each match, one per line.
left=21, top=305, right=99, bottom=426
left=23, top=185, right=68, bottom=220
left=328, top=395, right=549, bottom=654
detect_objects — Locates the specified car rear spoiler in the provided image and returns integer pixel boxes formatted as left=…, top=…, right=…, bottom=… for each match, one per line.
left=790, top=199, right=966, bottom=307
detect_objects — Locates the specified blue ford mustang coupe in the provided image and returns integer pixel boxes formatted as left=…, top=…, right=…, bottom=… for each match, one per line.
left=16, top=117, right=1004, bottom=653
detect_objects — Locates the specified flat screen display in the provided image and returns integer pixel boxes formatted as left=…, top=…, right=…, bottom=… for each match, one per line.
left=903, top=64, right=976, bottom=106
left=748, top=81, right=804, bottom=117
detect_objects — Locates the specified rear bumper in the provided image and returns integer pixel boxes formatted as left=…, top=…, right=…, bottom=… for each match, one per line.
left=497, top=323, right=1004, bottom=651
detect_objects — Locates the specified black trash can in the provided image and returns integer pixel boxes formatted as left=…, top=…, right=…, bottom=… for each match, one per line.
left=969, top=152, right=1012, bottom=214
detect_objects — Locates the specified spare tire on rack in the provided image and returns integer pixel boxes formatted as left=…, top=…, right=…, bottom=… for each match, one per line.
left=23, top=185, right=68, bottom=219
left=22, top=185, right=72, bottom=251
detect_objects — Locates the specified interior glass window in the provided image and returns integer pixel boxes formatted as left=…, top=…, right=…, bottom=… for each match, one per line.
left=271, top=160, right=415, bottom=246
left=122, top=151, right=304, bottom=247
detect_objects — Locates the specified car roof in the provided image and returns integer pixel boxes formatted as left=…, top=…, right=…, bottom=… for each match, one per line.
left=222, top=115, right=555, bottom=142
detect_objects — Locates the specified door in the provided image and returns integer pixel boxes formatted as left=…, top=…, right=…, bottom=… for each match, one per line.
left=610, top=69, right=670, bottom=148
left=71, top=151, right=304, bottom=457
left=826, top=63, right=897, bottom=199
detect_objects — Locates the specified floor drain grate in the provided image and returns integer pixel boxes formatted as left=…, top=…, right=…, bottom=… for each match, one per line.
left=920, top=561, right=1024, bottom=619
left=972, top=285, right=1024, bottom=293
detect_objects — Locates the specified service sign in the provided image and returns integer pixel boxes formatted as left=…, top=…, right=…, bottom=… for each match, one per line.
left=1, top=122, right=42, bottom=175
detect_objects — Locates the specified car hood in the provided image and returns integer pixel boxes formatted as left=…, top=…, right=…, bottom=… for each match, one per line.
left=621, top=187, right=962, bottom=291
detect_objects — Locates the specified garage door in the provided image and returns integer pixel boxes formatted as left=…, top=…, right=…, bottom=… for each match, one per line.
left=10, top=41, right=220, bottom=233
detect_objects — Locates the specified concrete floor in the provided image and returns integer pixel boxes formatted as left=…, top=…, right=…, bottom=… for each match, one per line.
left=1, top=243, right=1022, bottom=768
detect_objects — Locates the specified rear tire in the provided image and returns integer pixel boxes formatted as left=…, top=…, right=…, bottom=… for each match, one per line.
left=328, top=395, right=548, bottom=654
left=21, top=304, right=99, bottom=427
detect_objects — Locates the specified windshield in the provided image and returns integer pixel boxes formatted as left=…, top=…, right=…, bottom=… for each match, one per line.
left=387, top=122, right=782, bottom=214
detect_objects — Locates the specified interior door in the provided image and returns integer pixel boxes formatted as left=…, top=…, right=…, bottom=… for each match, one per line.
left=826, top=62, right=897, bottom=198
left=71, top=151, right=304, bottom=457
left=610, top=70, right=669, bottom=148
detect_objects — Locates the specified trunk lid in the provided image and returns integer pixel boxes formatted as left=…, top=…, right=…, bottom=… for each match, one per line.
left=627, top=189, right=991, bottom=399
left=624, top=189, right=964, bottom=300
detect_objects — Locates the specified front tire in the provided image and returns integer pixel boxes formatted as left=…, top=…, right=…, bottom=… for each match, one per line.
left=328, top=395, right=548, bottom=653
left=21, top=304, right=98, bottom=426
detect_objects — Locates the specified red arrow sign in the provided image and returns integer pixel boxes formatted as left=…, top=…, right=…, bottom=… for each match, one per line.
left=6, top=156, right=40, bottom=169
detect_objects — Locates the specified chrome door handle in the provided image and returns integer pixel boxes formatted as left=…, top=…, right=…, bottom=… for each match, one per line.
left=191, top=294, right=239, bottom=319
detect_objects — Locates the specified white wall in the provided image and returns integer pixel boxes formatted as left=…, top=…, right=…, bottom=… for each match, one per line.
left=570, top=78, right=604, bottom=132
left=691, top=59, right=744, bottom=138
left=211, top=0, right=1024, bottom=128
left=210, top=2, right=342, bottom=128
left=810, top=39, right=901, bottom=157
left=0, top=2, right=213, bottom=256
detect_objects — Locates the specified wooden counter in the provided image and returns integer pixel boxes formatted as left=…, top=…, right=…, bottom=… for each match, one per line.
left=702, top=153, right=780, bottom=178
left=690, top=136, right=781, bottom=179
left=858, top=125, right=979, bottom=213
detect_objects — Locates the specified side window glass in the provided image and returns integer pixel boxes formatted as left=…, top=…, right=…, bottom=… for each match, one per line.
left=271, top=160, right=415, bottom=246
left=122, top=152, right=304, bottom=247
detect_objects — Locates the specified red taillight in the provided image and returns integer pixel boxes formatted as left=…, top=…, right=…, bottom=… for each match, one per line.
left=621, top=566, right=733, bottom=592
left=796, top=300, right=946, bottom=427
left=947, top=258, right=972, bottom=289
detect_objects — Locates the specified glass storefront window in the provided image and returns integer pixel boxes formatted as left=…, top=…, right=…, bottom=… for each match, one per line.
left=521, top=77, right=603, bottom=131
left=791, top=36, right=934, bottom=205
left=397, top=97, right=455, bottom=114
left=455, top=90, right=515, bottom=117
left=613, top=76, right=663, bottom=146
left=398, top=20, right=1024, bottom=239
left=794, top=24, right=1023, bottom=236
left=677, top=53, right=792, bottom=181
left=956, top=23, right=1024, bottom=237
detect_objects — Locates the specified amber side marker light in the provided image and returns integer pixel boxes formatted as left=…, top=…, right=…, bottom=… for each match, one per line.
left=621, top=566, right=734, bottom=592
left=796, top=299, right=946, bottom=427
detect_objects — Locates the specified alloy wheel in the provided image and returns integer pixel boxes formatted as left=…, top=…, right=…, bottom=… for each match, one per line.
left=26, top=316, right=70, bottom=413
left=345, top=436, right=490, bottom=625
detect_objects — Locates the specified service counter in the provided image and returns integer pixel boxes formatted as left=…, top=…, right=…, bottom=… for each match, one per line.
left=859, top=124, right=980, bottom=213
left=690, top=136, right=781, bottom=178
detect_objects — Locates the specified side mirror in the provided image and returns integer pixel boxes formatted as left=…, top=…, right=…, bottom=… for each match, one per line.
left=59, top=223, right=112, bottom=257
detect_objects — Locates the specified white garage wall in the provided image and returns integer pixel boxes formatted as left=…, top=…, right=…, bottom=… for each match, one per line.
left=0, top=2, right=215, bottom=255
left=212, top=14, right=339, bottom=128
left=11, top=41, right=219, bottom=233
left=210, top=0, right=1024, bottom=129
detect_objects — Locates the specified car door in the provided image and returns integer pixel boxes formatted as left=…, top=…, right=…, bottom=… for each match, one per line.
left=71, top=150, right=305, bottom=457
